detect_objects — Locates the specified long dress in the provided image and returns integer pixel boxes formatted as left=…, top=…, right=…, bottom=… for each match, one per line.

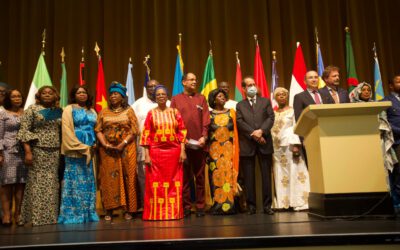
left=140, top=108, right=187, bottom=220
left=206, top=109, right=239, bottom=214
left=94, top=107, right=139, bottom=213
left=58, top=105, right=99, bottom=224
left=271, top=108, right=310, bottom=210
left=0, top=110, right=27, bottom=186
left=17, top=104, right=62, bottom=226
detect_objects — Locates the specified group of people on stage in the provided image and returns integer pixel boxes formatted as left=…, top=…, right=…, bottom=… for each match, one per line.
left=0, top=64, right=399, bottom=226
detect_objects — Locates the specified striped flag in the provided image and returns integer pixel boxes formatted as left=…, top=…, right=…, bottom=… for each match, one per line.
left=270, top=52, right=278, bottom=110
left=316, top=44, right=326, bottom=89
left=234, top=52, right=244, bottom=102
left=200, top=50, right=217, bottom=100
left=126, top=59, right=135, bottom=105
left=373, top=43, right=384, bottom=101
left=345, top=27, right=359, bottom=92
left=289, top=42, right=307, bottom=107
left=172, top=45, right=184, bottom=96
left=94, top=55, right=107, bottom=113
left=24, top=53, right=52, bottom=109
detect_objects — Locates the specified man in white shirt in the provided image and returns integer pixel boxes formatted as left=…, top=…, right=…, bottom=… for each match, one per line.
left=218, top=81, right=237, bottom=110
left=131, top=79, right=170, bottom=210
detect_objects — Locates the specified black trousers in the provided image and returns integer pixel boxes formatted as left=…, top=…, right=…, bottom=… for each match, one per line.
left=240, top=153, right=273, bottom=210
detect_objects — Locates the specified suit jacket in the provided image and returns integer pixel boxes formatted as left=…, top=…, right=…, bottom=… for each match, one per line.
left=293, top=90, right=321, bottom=121
left=236, top=96, right=275, bottom=156
left=383, top=93, right=400, bottom=146
left=319, top=86, right=350, bottom=104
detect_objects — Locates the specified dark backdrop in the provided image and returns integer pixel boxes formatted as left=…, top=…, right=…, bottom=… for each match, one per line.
left=1, top=0, right=399, bottom=99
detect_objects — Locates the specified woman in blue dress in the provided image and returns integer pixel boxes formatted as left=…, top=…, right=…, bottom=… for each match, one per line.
left=58, top=85, right=99, bottom=224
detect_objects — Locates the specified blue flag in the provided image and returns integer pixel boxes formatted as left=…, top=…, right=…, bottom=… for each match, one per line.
left=172, top=45, right=184, bottom=96
left=126, top=61, right=135, bottom=105
left=317, top=43, right=326, bottom=88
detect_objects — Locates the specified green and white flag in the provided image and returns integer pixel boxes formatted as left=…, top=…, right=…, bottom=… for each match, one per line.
left=24, top=53, right=52, bottom=109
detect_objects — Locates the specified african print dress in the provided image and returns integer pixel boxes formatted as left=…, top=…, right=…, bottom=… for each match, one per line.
left=0, top=110, right=27, bottom=186
left=58, top=105, right=99, bottom=224
left=206, top=109, right=239, bottom=215
left=95, top=107, right=138, bottom=213
left=140, top=108, right=187, bottom=220
left=271, top=108, right=309, bottom=210
left=17, top=104, right=62, bottom=226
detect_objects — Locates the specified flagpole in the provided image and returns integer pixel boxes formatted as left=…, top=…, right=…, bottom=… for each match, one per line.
left=179, top=33, right=182, bottom=56
left=41, top=29, right=46, bottom=56
left=94, top=42, right=100, bottom=59
left=254, top=34, right=258, bottom=46
left=209, top=40, right=213, bottom=55
left=235, top=51, right=240, bottom=64
left=373, top=42, right=377, bottom=58
left=143, top=55, right=151, bottom=79
left=81, top=47, right=85, bottom=62
left=60, top=47, right=65, bottom=63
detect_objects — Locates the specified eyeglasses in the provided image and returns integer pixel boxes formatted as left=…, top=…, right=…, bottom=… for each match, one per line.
left=76, top=91, right=88, bottom=94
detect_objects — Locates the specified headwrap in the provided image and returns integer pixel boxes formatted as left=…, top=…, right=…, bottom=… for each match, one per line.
left=349, top=82, right=372, bottom=103
left=208, top=88, right=228, bottom=109
left=109, top=82, right=127, bottom=98
left=153, top=85, right=168, bottom=99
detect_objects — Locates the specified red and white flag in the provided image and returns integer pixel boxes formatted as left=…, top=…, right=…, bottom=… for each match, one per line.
left=254, top=43, right=270, bottom=98
left=289, top=42, right=307, bottom=106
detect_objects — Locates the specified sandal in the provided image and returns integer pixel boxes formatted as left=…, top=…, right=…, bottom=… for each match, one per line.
left=124, top=213, right=133, bottom=220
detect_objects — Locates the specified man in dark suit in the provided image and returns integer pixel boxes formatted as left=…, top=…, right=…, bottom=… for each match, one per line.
left=236, top=76, right=275, bottom=215
left=293, top=70, right=324, bottom=121
left=383, top=74, right=400, bottom=219
left=319, top=65, right=350, bottom=104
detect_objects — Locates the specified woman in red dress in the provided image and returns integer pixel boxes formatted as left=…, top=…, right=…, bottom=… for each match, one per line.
left=140, top=85, right=187, bottom=220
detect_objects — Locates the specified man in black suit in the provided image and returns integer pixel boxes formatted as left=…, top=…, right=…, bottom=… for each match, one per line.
left=293, top=70, right=325, bottom=121
left=319, top=65, right=350, bottom=104
left=236, top=76, right=275, bottom=215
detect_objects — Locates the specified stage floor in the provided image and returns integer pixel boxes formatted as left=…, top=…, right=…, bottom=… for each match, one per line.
left=1, top=211, right=400, bottom=249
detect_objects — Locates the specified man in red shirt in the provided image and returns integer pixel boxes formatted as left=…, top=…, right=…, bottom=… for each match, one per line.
left=171, top=72, right=210, bottom=217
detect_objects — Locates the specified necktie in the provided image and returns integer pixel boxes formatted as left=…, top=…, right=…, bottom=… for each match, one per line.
left=250, top=98, right=255, bottom=110
left=330, top=89, right=339, bottom=103
left=312, top=90, right=321, bottom=104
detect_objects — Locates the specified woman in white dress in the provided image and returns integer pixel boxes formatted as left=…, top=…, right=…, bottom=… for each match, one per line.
left=271, top=87, right=310, bottom=211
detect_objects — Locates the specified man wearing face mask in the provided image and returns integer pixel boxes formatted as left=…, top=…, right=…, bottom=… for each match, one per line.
left=319, top=65, right=350, bottom=104
left=236, top=76, right=275, bottom=215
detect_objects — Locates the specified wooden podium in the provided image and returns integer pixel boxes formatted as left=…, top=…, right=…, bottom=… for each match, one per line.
left=294, top=102, right=394, bottom=218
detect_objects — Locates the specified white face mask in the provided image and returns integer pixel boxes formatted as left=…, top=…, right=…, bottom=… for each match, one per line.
left=247, top=86, right=257, bottom=97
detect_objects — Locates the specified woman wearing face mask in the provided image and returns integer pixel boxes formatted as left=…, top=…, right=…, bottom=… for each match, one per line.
left=271, top=87, right=310, bottom=211
left=17, top=86, right=63, bottom=226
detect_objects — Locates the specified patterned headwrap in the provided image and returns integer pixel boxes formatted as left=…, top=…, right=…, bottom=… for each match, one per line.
left=349, top=82, right=372, bottom=103
left=108, top=82, right=127, bottom=98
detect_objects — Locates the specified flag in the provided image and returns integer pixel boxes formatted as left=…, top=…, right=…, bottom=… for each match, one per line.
left=345, top=29, right=359, bottom=92
left=200, top=50, right=217, bottom=100
left=172, top=45, right=184, bottom=96
left=126, top=60, right=135, bottom=105
left=24, top=53, right=52, bottom=109
left=289, top=42, right=307, bottom=107
left=254, top=43, right=270, bottom=98
left=270, top=54, right=278, bottom=110
left=59, top=61, right=68, bottom=108
left=95, top=56, right=107, bottom=113
left=143, top=55, right=151, bottom=97
left=374, top=44, right=384, bottom=101
left=234, top=54, right=244, bottom=102
left=316, top=42, right=326, bottom=88
left=79, top=61, right=85, bottom=86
